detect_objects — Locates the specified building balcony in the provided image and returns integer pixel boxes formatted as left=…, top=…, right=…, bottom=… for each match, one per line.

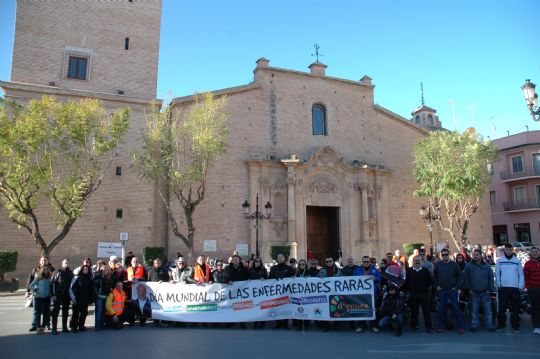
left=503, top=201, right=540, bottom=212
left=500, top=166, right=540, bottom=182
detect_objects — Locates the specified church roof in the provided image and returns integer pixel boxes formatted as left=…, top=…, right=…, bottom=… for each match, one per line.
left=411, top=104, right=437, bottom=115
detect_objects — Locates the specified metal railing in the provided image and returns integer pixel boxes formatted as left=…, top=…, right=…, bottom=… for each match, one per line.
left=503, top=201, right=540, bottom=211
left=500, top=165, right=540, bottom=181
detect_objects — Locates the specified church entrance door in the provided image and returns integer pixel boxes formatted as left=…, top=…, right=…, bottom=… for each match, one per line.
left=306, top=206, right=340, bottom=264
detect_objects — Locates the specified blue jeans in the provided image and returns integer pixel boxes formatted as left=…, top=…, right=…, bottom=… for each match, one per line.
left=437, top=288, right=464, bottom=329
left=94, top=297, right=105, bottom=330
left=470, top=291, right=493, bottom=329
left=379, top=314, right=403, bottom=329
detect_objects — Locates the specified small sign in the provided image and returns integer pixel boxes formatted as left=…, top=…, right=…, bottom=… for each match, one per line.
left=436, top=243, right=447, bottom=252
left=97, top=242, right=123, bottom=258
left=119, top=232, right=129, bottom=241
left=203, top=240, right=217, bottom=252
left=236, top=243, right=249, bottom=257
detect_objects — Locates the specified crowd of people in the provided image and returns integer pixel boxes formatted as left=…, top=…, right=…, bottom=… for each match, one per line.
left=25, top=244, right=540, bottom=337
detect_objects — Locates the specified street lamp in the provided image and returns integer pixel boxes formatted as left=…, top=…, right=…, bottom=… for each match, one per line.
left=242, top=193, right=272, bottom=257
left=521, top=79, right=540, bottom=122
left=419, top=204, right=440, bottom=256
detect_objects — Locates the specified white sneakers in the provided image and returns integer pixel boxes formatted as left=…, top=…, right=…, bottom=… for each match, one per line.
left=533, top=328, right=540, bottom=335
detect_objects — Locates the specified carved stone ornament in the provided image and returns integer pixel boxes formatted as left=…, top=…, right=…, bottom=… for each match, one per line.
left=273, top=177, right=287, bottom=189
left=308, top=174, right=337, bottom=193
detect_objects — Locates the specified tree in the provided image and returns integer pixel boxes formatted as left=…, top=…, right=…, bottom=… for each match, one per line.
left=132, top=93, right=228, bottom=260
left=0, top=96, right=129, bottom=259
left=413, top=129, right=498, bottom=251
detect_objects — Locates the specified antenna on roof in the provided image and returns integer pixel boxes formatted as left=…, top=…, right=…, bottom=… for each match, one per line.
left=420, top=82, right=425, bottom=105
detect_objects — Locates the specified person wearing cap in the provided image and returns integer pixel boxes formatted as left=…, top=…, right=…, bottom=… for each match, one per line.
left=170, top=257, right=194, bottom=284
left=108, top=256, right=118, bottom=271
left=495, top=243, right=524, bottom=332
left=405, top=255, right=433, bottom=332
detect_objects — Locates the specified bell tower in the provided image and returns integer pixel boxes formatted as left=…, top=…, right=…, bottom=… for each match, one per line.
left=10, top=0, right=162, bottom=99
left=410, top=83, right=442, bottom=130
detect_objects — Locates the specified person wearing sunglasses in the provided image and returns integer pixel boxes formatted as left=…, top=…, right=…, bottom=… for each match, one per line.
left=318, top=257, right=342, bottom=331
left=353, top=256, right=381, bottom=333
left=169, top=257, right=194, bottom=284
left=308, top=259, right=320, bottom=277
left=433, top=248, right=465, bottom=334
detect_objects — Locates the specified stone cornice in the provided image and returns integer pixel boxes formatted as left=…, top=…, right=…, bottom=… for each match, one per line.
left=255, top=65, right=375, bottom=89
left=0, top=81, right=161, bottom=106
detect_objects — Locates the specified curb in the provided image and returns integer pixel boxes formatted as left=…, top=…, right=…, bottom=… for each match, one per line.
left=0, top=289, right=26, bottom=297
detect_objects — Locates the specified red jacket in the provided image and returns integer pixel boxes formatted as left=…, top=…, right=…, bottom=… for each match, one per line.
left=524, top=258, right=540, bottom=289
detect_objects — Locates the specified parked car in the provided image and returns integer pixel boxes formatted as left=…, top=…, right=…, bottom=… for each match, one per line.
left=512, top=242, right=534, bottom=252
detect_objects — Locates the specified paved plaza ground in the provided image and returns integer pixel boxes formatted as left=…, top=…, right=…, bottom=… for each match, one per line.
left=0, top=292, right=538, bottom=359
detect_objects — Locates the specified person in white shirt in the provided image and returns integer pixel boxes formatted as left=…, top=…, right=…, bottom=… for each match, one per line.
left=495, top=244, right=525, bottom=332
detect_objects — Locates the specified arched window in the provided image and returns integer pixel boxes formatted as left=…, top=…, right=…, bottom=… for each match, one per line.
left=415, top=115, right=421, bottom=124
left=312, top=104, right=327, bottom=135
left=427, top=114, right=433, bottom=125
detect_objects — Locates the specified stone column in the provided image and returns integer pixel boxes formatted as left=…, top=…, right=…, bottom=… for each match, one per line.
left=281, top=154, right=300, bottom=251
left=359, top=183, right=370, bottom=243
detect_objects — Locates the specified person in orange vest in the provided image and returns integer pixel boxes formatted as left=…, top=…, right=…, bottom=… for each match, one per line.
left=126, top=257, right=147, bottom=299
left=192, top=256, right=212, bottom=284
left=105, top=281, right=133, bottom=329
left=393, top=249, right=408, bottom=270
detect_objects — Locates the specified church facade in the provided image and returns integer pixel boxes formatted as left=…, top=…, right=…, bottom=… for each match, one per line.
left=0, top=0, right=492, bottom=276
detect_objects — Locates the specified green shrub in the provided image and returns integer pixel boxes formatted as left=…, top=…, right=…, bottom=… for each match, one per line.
left=143, top=247, right=165, bottom=266
left=402, top=243, right=425, bottom=256
left=0, top=251, right=18, bottom=281
left=269, top=245, right=291, bottom=261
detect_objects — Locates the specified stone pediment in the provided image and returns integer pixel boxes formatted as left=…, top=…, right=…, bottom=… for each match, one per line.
left=302, top=146, right=356, bottom=174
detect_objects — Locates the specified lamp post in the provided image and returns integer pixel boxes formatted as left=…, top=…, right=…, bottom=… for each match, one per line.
left=521, top=79, right=540, bottom=122
left=419, top=204, right=439, bottom=256
left=242, top=193, right=272, bottom=258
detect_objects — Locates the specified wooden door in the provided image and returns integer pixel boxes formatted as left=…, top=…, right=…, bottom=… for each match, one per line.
left=306, top=206, right=340, bottom=263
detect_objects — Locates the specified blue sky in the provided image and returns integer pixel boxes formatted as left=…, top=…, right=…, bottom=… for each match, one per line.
left=1, top=0, right=539, bottom=139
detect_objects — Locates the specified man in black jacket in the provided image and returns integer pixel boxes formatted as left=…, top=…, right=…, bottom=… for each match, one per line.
left=227, top=255, right=249, bottom=283
left=405, top=255, right=433, bottom=332
left=433, top=248, right=465, bottom=333
left=51, top=259, right=73, bottom=334
left=268, top=253, right=295, bottom=329
left=147, top=258, right=169, bottom=282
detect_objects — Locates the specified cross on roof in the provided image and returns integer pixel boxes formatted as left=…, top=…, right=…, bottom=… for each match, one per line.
left=311, top=44, right=323, bottom=62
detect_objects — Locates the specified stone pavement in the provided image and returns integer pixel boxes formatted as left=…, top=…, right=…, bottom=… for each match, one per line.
left=0, top=294, right=538, bottom=359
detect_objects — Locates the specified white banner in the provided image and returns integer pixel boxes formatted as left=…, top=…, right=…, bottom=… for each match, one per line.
left=133, top=276, right=375, bottom=322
